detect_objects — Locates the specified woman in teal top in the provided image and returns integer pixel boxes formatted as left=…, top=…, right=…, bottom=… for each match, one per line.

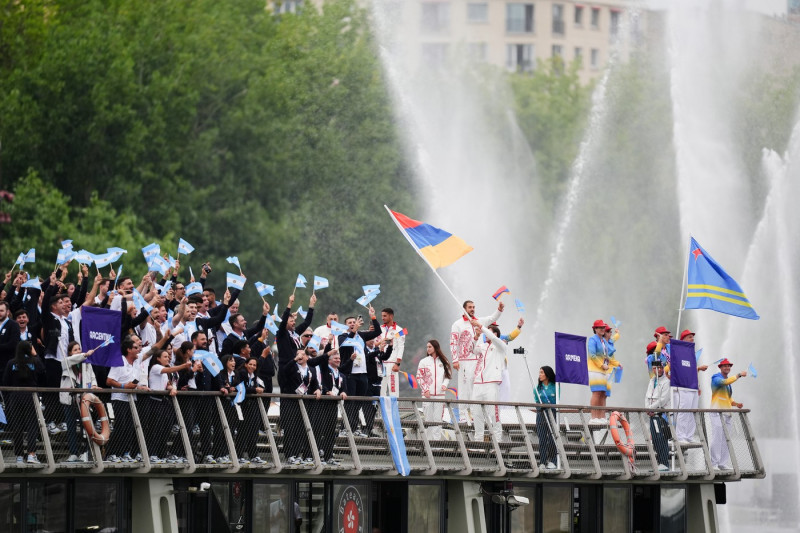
left=535, top=365, right=557, bottom=469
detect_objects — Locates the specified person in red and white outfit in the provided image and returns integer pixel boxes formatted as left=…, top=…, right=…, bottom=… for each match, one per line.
left=416, top=339, right=452, bottom=441
left=469, top=320, right=506, bottom=442
left=378, top=307, right=405, bottom=397
left=450, top=299, right=503, bottom=423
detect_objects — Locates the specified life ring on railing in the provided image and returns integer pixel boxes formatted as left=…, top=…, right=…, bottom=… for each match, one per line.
left=80, top=393, right=110, bottom=446
left=609, top=411, right=635, bottom=458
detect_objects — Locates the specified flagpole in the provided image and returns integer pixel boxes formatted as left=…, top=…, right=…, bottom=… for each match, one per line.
left=676, top=236, right=691, bottom=333
left=383, top=205, right=465, bottom=315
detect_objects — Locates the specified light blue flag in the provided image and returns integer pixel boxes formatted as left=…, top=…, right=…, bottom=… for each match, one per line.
left=132, top=288, right=153, bottom=313
left=232, top=381, right=246, bottom=405
left=116, top=264, right=123, bottom=280
left=341, top=337, right=365, bottom=355
left=185, top=282, right=203, bottom=296
left=748, top=363, right=758, bottom=378
left=61, top=239, right=74, bottom=249
left=356, top=293, right=377, bottom=308
left=330, top=320, right=348, bottom=336
left=296, top=306, right=307, bottom=319
left=227, top=272, right=246, bottom=290
left=73, top=249, right=94, bottom=266
left=226, top=256, right=241, bottom=269
left=264, top=314, right=278, bottom=335
left=142, top=243, right=160, bottom=261
left=613, top=367, right=623, bottom=383
left=695, top=348, right=704, bottom=361
left=97, top=336, right=116, bottom=349
left=148, top=255, right=169, bottom=275
left=178, top=238, right=195, bottom=255
left=362, top=284, right=380, bottom=294
left=23, top=248, right=35, bottom=263
left=22, top=278, right=41, bottom=290
left=56, top=248, right=76, bottom=265
left=686, top=237, right=759, bottom=320
left=192, top=349, right=223, bottom=377
left=167, top=255, right=177, bottom=268
left=313, top=276, right=329, bottom=290
left=379, top=397, right=411, bottom=476
left=515, top=298, right=525, bottom=313
left=0, top=402, right=6, bottom=425
left=255, top=282, right=275, bottom=297
left=14, top=252, right=24, bottom=266
left=295, top=273, right=307, bottom=288
left=93, top=252, right=115, bottom=268
left=307, top=334, right=322, bottom=352
left=161, top=280, right=172, bottom=295
left=106, top=247, right=127, bottom=261
left=610, top=316, right=621, bottom=329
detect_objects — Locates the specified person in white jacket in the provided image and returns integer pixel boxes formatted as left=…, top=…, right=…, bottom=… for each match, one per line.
left=379, top=307, right=405, bottom=397
left=450, top=299, right=504, bottom=423
left=470, top=321, right=507, bottom=443
left=60, top=341, right=99, bottom=463
left=416, top=339, right=452, bottom=441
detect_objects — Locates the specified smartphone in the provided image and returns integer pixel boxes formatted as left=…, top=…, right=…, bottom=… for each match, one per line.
left=357, top=315, right=362, bottom=322
left=131, top=379, right=139, bottom=385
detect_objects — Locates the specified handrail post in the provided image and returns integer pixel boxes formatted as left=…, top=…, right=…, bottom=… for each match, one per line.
left=411, top=400, right=437, bottom=475
left=338, top=398, right=362, bottom=475
left=256, top=396, right=282, bottom=473
left=214, top=396, right=240, bottom=474
left=298, top=398, right=323, bottom=474
left=445, top=401, right=472, bottom=476
left=128, top=393, right=151, bottom=474
left=514, top=406, right=540, bottom=478
left=171, top=395, right=195, bottom=474
left=35, top=391, right=56, bottom=474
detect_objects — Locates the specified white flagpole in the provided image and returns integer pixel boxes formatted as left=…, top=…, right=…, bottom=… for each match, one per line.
left=384, top=205, right=465, bottom=316
left=676, top=235, right=692, bottom=333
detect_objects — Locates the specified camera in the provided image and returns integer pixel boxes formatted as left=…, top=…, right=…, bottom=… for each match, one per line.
left=513, top=347, right=526, bottom=355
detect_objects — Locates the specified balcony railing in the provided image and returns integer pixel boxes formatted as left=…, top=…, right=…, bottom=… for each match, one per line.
left=0, top=388, right=765, bottom=481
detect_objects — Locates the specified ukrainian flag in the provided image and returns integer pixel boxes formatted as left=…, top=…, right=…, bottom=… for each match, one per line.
left=386, top=207, right=473, bottom=269
left=685, top=237, right=759, bottom=320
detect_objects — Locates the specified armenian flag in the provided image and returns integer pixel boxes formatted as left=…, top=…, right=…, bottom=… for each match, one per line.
left=385, top=207, right=473, bottom=269
left=492, top=285, right=510, bottom=300
left=400, top=371, right=418, bottom=389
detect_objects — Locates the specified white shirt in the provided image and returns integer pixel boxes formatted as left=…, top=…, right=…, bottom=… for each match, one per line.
left=108, top=357, right=140, bottom=401
left=379, top=322, right=405, bottom=364
left=149, top=364, right=169, bottom=392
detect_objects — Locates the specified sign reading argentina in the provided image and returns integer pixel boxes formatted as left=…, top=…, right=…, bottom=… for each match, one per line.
left=81, top=306, right=123, bottom=367
left=670, top=339, right=699, bottom=390
left=555, top=332, right=588, bottom=385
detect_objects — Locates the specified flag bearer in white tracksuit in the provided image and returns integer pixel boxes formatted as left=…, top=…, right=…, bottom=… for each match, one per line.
left=379, top=308, right=405, bottom=397
left=470, top=321, right=506, bottom=443
left=450, top=299, right=503, bottom=422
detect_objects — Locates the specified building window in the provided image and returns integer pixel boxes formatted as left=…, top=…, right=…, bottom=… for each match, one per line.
left=574, top=5, right=583, bottom=26
left=574, top=46, right=583, bottom=65
left=552, top=4, right=565, bottom=35
left=590, top=48, right=599, bottom=68
left=506, top=43, right=534, bottom=72
left=422, top=43, right=449, bottom=67
left=610, top=10, right=620, bottom=36
left=421, top=2, right=450, bottom=32
left=275, top=0, right=303, bottom=14
left=468, top=42, right=488, bottom=61
left=591, top=7, right=600, bottom=29
left=506, top=3, right=535, bottom=33
left=552, top=44, right=563, bottom=58
left=467, top=2, right=488, bottom=23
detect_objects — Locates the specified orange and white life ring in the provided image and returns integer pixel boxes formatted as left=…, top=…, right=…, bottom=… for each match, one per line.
left=80, top=393, right=110, bottom=446
left=609, top=411, right=635, bottom=458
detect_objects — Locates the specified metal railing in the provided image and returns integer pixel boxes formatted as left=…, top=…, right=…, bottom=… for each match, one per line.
left=0, top=387, right=765, bottom=481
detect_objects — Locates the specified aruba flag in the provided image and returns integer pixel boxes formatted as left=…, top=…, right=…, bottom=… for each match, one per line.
left=685, top=237, right=759, bottom=320
left=385, top=206, right=473, bottom=269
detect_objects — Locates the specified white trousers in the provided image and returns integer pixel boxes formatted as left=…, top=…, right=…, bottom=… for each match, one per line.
left=675, top=388, right=699, bottom=442
left=457, top=360, right=477, bottom=420
left=710, top=412, right=733, bottom=468
left=472, top=383, right=502, bottom=442
left=422, top=397, right=446, bottom=441
left=380, top=371, right=400, bottom=397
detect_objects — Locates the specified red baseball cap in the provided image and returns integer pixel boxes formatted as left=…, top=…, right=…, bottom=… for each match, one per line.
left=680, top=329, right=695, bottom=341
left=718, top=358, right=733, bottom=367
left=646, top=341, right=657, bottom=354
left=592, top=319, right=606, bottom=329
left=653, top=326, right=671, bottom=338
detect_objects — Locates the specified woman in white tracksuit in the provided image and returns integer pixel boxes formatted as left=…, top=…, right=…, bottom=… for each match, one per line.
left=416, top=339, right=452, bottom=441
left=470, top=322, right=506, bottom=443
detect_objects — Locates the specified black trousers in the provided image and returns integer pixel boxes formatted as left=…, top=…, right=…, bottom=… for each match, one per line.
left=345, top=373, right=369, bottom=432
left=363, top=382, right=382, bottom=433
left=106, top=400, right=139, bottom=457
left=650, top=415, right=670, bottom=466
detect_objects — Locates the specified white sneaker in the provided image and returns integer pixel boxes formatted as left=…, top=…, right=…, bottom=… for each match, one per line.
left=204, top=455, right=217, bottom=464
left=150, top=456, right=166, bottom=464
left=239, top=458, right=250, bottom=464
left=16, top=456, right=24, bottom=464
left=288, top=456, right=302, bottom=465
left=27, top=453, right=41, bottom=464
left=79, top=452, right=89, bottom=462
left=106, top=454, right=122, bottom=463
left=251, top=457, right=267, bottom=465
left=122, top=453, right=135, bottom=463
left=658, top=464, right=669, bottom=472
left=47, top=422, right=62, bottom=435
left=328, top=458, right=341, bottom=466
left=58, top=422, right=68, bottom=433
left=546, top=462, right=557, bottom=469
left=63, top=454, right=80, bottom=463
left=303, top=457, right=315, bottom=465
